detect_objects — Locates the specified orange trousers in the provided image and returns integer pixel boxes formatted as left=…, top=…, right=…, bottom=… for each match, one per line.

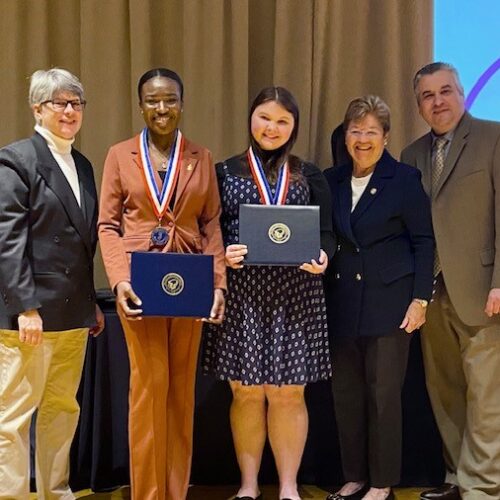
left=120, top=314, right=202, bottom=500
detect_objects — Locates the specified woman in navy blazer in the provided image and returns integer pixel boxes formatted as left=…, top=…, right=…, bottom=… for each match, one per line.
left=323, top=96, right=434, bottom=500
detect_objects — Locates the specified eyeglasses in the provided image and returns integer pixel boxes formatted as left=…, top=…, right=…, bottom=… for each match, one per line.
left=346, top=129, right=384, bottom=138
left=40, top=99, right=86, bottom=111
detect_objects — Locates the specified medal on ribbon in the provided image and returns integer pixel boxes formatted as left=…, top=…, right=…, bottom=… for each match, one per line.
left=138, top=128, right=184, bottom=246
left=150, top=226, right=169, bottom=246
left=247, top=146, right=290, bottom=205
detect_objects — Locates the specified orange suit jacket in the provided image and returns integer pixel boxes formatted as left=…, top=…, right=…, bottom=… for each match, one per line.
left=98, top=133, right=226, bottom=293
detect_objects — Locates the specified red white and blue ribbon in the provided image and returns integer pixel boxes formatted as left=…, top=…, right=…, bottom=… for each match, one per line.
left=247, top=146, right=290, bottom=205
left=138, top=127, right=184, bottom=218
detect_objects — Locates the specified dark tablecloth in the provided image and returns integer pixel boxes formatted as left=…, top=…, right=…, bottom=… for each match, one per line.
left=68, top=296, right=444, bottom=491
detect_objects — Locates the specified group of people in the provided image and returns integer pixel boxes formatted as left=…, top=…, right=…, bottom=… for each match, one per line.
left=0, top=61, right=498, bottom=500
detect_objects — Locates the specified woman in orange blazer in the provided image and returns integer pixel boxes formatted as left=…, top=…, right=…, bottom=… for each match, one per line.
left=98, top=67, right=226, bottom=500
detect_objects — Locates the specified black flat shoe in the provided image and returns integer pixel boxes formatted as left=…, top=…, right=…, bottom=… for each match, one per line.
left=326, top=483, right=369, bottom=500
left=235, top=494, right=262, bottom=500
left=328, top=489, right=393, bottom=500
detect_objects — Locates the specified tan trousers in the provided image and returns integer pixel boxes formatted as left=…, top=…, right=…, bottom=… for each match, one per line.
left=422, top=276, right=500, bottom=499
left=120, top=314, right=202, bottom=500
left=0, top=328, right=88, bottom=500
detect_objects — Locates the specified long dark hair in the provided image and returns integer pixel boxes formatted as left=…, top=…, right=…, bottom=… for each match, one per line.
left=248, top=86, right=302, bottom=182
left=137, top=67, right=184, bottom=102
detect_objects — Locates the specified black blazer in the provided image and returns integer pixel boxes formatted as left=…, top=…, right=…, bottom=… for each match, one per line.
left=323, top=151, right=434, bottom=337
left=0, top=133, right=98, bottom=331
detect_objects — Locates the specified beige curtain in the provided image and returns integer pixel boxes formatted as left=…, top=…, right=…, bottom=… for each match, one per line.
left=0, top=0, right=432, bottom=288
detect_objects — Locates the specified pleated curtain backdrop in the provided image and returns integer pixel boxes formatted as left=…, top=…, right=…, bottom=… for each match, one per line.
left=0, top=0, right=432, bottom=288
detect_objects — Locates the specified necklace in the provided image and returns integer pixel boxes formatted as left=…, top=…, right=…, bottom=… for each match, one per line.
left=148, top=140, right=171, bottom=170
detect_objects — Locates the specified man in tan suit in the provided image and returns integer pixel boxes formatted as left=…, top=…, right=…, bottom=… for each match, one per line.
left=401, top=62, right=500, bottom=500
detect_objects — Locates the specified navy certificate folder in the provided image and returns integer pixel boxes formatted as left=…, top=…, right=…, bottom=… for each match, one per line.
left=239, top=204, right=320, bottom=265
left=130, top=252, right=214, bottom=317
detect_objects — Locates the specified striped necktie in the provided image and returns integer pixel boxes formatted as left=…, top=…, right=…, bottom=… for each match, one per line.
left=432, top=136, right=448, bottom=195
left=432, top=136, right=448, bottom=276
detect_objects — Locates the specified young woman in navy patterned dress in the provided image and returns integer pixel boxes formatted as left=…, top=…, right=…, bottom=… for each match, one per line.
left=202, top=87, right=335, bottom=500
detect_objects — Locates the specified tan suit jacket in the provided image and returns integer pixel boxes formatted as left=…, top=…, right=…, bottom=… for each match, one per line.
left=98, top=134, right=226, bottom=292
left=401, top=112, right=500, bottom=326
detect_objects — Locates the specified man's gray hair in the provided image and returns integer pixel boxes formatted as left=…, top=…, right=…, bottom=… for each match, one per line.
left=413, top=62, right=464, bottom=101
left=29, top=68, right=84, bottom=106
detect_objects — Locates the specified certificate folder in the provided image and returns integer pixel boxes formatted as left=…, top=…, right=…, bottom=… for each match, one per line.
left=239, top=204, right=320, bottom=266
left=131, top=252, right=214, bottom=317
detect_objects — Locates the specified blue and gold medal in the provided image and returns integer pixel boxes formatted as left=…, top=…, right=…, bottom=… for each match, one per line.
left=151, top=226, right=169, bottom=246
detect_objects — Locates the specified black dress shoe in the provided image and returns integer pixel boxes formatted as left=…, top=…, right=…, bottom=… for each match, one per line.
left=326, top=483, right=369, bottom=500
left=420, top=483, right=460, bottom=500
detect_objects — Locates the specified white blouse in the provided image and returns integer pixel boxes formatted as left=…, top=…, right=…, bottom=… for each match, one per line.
left=351, top=173, right=373, bottom=212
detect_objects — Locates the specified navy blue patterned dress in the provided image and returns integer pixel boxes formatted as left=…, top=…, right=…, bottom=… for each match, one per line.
left=202, top=157, right=332, bottom=386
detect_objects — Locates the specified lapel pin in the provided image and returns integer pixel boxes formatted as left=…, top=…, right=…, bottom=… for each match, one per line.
left=187, top=163, right=193, bottom=171
left=370, top=188, right=377, bottom=195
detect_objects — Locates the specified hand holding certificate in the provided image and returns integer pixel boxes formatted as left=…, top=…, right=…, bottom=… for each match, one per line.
left=225, top=244, right=248, bottom=269
left=115, top=281, right=143, bottom=320
left=299, top=248, right=328, bottom=274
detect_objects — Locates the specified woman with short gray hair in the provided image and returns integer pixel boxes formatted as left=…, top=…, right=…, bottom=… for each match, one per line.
left=343, top=95, right=391, bottom=135
left=29, top=68, right=85, bottom=107
left=323, top=95, right=434, bottom=500
left=0, top=67, right=103, bottom=499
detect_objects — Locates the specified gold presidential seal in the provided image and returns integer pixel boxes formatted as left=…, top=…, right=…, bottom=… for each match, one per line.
left=161, top=273, right=184, bottom=296
left=268, top=222, right=291, bottom=244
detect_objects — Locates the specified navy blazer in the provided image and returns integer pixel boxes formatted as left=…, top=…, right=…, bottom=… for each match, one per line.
left=323, top=150, right=434, bottom=337
left=0, top=133, right=98, bottom=331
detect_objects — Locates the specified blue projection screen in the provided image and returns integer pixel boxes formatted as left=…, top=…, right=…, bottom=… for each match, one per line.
left=435, top=0, right=500, bottom=122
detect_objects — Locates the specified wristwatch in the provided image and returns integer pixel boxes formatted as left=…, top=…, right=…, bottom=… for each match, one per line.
left=413, top=298, right=428, bottom=308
